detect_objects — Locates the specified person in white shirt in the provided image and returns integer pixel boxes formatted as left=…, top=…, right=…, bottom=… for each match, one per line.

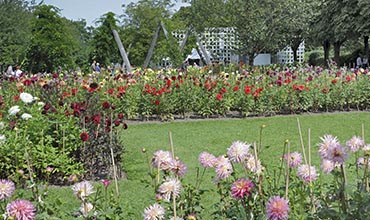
left=5, top=66, right=14, bottom=77
left=14, top=66, right=22, bottom=77
left=356, top=55, right=362, bottom=68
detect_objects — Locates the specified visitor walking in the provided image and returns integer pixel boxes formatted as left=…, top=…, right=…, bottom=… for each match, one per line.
left=14, top=66, right=22, bottom=78
left=91, top=60, right=96, bottom=72
left=363, top=56, right=368, bottom=68
left=95, top=63, right=101, bottom=72
left=356, top=55, right=362, bottom=69
left=5, top=66, right=14, bottom=77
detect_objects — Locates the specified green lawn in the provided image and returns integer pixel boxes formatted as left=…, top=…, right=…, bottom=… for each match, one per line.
left=43, top=112, right=370, bottom=219
left=119, top=111, right=370, bottom=218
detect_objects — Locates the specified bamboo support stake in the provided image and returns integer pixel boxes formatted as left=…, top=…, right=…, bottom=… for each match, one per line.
left=361, top=124, right=369, bottom=192
left=173, top=192, right=177, bottom=219
left=157, top=161, right=161, bottom=185
left=253, top=142, right=264, bottom=204
left=362, top=123, right=365, bottom=143
left=169, top=131, right=175, bottom=159
left=109, top=112, right=119, bottom=197
left=297, top=118, right=307, bottom=164
left=308, top=128, right=315, bottom=213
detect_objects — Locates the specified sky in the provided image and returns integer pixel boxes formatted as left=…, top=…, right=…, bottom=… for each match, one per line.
left=36, top=0, right=189, bottom=26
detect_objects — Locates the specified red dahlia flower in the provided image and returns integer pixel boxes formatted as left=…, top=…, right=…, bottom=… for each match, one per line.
left=216, top=93, right=223, bottom=101
left=80, top=132, right=89, bottom=142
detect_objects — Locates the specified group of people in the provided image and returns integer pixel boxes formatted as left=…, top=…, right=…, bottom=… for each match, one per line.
left=91, top=60, right=101, bottom=72
left=4, top=65, right=23, bottom=78
left=356, top=55, right=368, bottom=69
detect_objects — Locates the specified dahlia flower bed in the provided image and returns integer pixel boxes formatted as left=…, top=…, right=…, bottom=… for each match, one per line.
left=0, top=64, right=369, bottom=219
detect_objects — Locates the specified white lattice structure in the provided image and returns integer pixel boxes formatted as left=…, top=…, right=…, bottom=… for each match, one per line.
left=173, top=27, right=239, bottom=63
left=276, top=42, right=305, bottom=64
left=172, top=28, right=304, bottom=65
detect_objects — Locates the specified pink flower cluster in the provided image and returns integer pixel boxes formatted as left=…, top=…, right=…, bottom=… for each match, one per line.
left=152, top=150, right=187, bottom=177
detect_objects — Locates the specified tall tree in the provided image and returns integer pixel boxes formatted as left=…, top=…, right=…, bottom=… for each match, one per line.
left=358, top=0, right=370, bottom=59
left=228, top=0, right=287, bottom=66
left=312, top=0, right=358, bottom=65
left=121, top=0, right=178, bottom=67
left=0, top=0, right=32, bottom=70
left=65, top=19, right=92, bottom=69
left=90, top=12, right=122, bottom=68
left=282, top=0, right=316, bottom=62
left=311, top=1, right=333, bottom=65
left=28, top=5, right=78, bottom=73
left=183, top=0, right=230, bottom=32
left=331, top=0, right=359, bottom=65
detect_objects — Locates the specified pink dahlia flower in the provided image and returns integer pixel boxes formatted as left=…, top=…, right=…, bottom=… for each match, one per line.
left=198, top=152, right=216, bottom=168
left=346, top=136, right=364, bottom=152
left=266, top=196, right=289, bottom=220
left=71, top=181, right=95, bottom=200
left=157, top=178, right=182, bottom=202
left=230, top=178, right=254, bottom=199
left=214, top=156, right=233, bottom=179
left=227, top=141, right=250, bottom=163
left=283, top=152, right=302, bottom=168
left=318, top=134, right=339, bottom=159
left=169, top=159, right=188, bottom=177
left=5, top=199, right=36, bottom=220
left=320, top=159, right=335, bottom=174
left=143, top=203, right=165, bottom=220
left=0, top=179, right=15, bottom=200
left=297, top=164, right=317, bottom=183
left=152, top=150, right=173, bottom=171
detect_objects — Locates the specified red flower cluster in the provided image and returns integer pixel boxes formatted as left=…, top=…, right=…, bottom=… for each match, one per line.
left=69, top=102, right=86, bottom=117
left=293, top=84, right=305, bottom=91
left=215, top=93, right=223, bottom=101
left=253, top=88, right=263, bottom=98
left=244, top=85, right=252, bottom=95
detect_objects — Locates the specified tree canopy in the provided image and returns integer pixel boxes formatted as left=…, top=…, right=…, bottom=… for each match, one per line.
left=0, top=0, right=32, bottom=70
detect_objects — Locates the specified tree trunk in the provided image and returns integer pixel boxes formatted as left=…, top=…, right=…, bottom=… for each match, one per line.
left=292, top=43, right=300, bottom=63
left=333, top=41, right=341, bottom=66
left=248, top=53, right=254, bottom=67
left=323, top=39, right=330, bottom=66
left=364, top=36, right=369, bottom=58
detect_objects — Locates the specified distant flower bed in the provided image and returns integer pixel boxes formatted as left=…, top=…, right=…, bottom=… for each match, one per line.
left=130, top=65, right=370, bottom=120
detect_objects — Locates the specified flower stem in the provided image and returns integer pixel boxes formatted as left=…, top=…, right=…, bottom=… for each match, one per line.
left=277, top=141, right=288, bottom=188
left=340, top=164, right=348, bottom=213
left=308, top=128, right=315, bottom=213
left=363, top=156, right=369, bottom=192
left=285, top=141, right=290, bottom=200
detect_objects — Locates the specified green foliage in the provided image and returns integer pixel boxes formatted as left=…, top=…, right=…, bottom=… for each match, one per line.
left=228, top=0, right=287, bottom=66
left=91, top=12, right=122, bottom=67
left=27, top=5, right=79, bottom=73
left=121, top=0, right=179, bottom=67
left=0, top=92, right=84, bottom=183
left=0, top=0, right=32, bottom=69
left=65, top=19, right=92, bottom=69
